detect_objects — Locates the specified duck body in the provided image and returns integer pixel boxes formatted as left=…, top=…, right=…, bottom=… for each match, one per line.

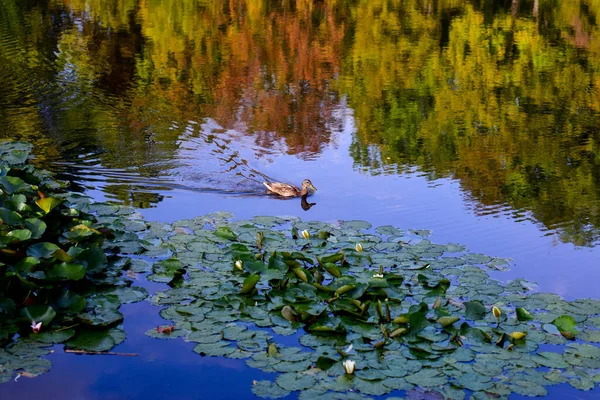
left=263, top=179, right=317, bottom=197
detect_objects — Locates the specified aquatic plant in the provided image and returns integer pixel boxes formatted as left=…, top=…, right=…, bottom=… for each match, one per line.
left=0, top=141, right=147, bottom=381
left=141, top=214, right=600, bottom=399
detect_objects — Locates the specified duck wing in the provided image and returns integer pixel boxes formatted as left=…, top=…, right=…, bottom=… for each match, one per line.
left=263, top=182, right=300, bottom=196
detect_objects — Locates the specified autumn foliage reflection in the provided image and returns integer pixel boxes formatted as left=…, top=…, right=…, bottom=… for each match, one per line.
left=2, top=0, right=600, bottom=244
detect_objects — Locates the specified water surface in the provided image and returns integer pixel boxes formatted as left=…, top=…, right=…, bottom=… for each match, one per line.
left=1, top=0, right=599, bottom=398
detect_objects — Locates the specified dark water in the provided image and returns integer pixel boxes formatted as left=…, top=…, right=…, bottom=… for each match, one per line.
left=1, top=0, right=599, bottom=398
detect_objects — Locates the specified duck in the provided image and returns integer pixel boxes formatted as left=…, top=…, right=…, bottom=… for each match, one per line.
left=263, top=179, right=317, bottom=197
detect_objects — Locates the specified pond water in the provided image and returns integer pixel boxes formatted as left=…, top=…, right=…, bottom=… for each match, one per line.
left=1, top=0, right=599, bottom=398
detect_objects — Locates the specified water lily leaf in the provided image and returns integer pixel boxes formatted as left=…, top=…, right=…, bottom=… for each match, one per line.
left=516, top=307, right=534, bottom=321
left=509, top=380, right=547, bottom=397
left=437, top=316, right=459, bottom=327
left=103, top=286, right=148, bottom=304
left=66, top=327, right=124, bottom=352
left=404, top=369, right=447, bottom=387
left=293, top=268, right=309, bottom=283
left=0, top=176, right=28, bottom=194
left=243, top=259, right=267, bottom=274
left=252, top=380, right=291, bottom=399
left=531, top=352, right=570, bottom=368
left=324, top=263, right=342, bottom=278
left=0, top=207, right=22, bottom=225
left=275, top=372, right=316, bottom=391
left=55, top=290, right=86, bottom=314
left=21, top=305, right=57, bottom=325
left=0, top=143, right=30, bottom=164
left=241, top=274, right=260, bottom=294
left=341, top=220, right=372, bottom=231
left=35, top=197, right=63, bottom=214
left=215, top=226, right=237, bottom=240
left=194, top=341, right=236, bottom=356
left=7, top=229, right=32, bottom=242
left=47, top=262, right=86, bottom=281
left=552, top=315, right=578, bottom=339
left=27, top=242, right=60, bottom=259
left=24, top=218, right=46, bottom=239
left=464, top=300, right=486, bottom=320
left=33, top=329, right=76, bottom=344
left=355, top=378, right=389, bottom=396
left=281, top=305, right=297, bottom=322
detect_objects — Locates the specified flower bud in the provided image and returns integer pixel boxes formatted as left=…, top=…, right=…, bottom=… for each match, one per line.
left=343, top=359, right=356, bottom=375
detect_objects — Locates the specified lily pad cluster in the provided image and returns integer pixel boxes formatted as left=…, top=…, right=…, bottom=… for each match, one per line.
left=142, top=214, right=600, bottom=399
left=0, top=141, right=147, bottom=381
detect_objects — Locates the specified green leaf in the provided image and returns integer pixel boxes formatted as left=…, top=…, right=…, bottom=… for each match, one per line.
left=7, top=229, right=32, bottom=242
left=464, top=300, right=487, bottom=320
left=24, top=218, right=46, bottom=239
left=0, top=144, right=31, bottom=164
left=21, top=305, right=57, bottom=325
left=47, top=262, right=86, bottom=281
left=0, top=207, right=23, bottom=225
left=252, top=380, right=291, bottom=399
left=55, top=290, right=86, bottom=314
left=27, top=242, right=60, bottom=258
left=275, top=372, right=316, bottom=391
left=7, top=194, right=28, bottom=211
left=437, top=316, right=459, bottom=327
left=0, top=176, right=29, bottom=194
left=516, top=307, right=534, bottom=321
left=66, top=328, right=124, bottom=352
left=215, top=226, right=237, bottom=240
left=241, top=274, right=260, bottom=294
left=552, top=315, right=578, bottom=339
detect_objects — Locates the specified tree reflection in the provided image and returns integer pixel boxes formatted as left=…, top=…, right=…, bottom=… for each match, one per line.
left=0, top=0, right=599, bottom=244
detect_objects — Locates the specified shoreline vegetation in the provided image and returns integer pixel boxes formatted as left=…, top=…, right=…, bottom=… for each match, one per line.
left=1, top=141, right=599, bottom=398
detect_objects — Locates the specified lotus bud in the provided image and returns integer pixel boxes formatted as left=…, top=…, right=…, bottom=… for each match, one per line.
left=31, top=320, right=42, bottom=334
left=355, top=243, right=363, bottom=253
left=234, top=260, right=243, bottom=271
left=343, top=359, right=356, bottom=375
left=301, top=230, right=310, bottom=240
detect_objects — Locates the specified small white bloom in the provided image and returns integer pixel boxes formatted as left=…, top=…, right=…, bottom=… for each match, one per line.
left=234, top=260, right=243, bottom=271
left=372, top=273, right=384, bottom=278
left=345, top=344, right=353, bottom=354
left=355, top=243, right=363, bottom=253
left=31, top=320, right=42, bottom=334
left=301, top=230, right=310, bottom=240
left=343, top=359, right=356, bottom=375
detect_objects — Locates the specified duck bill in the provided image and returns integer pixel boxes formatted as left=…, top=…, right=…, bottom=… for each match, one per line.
left=309, top=184, right=317, bottom=191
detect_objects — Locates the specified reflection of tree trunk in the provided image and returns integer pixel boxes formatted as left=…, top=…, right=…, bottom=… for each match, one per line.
left=533, top=0, right=538, bottom=18
left=511, top=0, right=519, bottom=19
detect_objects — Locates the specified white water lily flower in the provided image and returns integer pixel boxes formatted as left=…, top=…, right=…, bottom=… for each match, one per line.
left=372, top=273, right=384, bottom=278
left=355, top=243, right=363, bottom=253
left=343, top=359, right=356, bottom=375
left=234, top=260, right=243, bottom=271
left=492, top=306, right=501, bottom=319
left=30, top=320, right=42, bottom=334
left=301, top=230, right=310, bottom=240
